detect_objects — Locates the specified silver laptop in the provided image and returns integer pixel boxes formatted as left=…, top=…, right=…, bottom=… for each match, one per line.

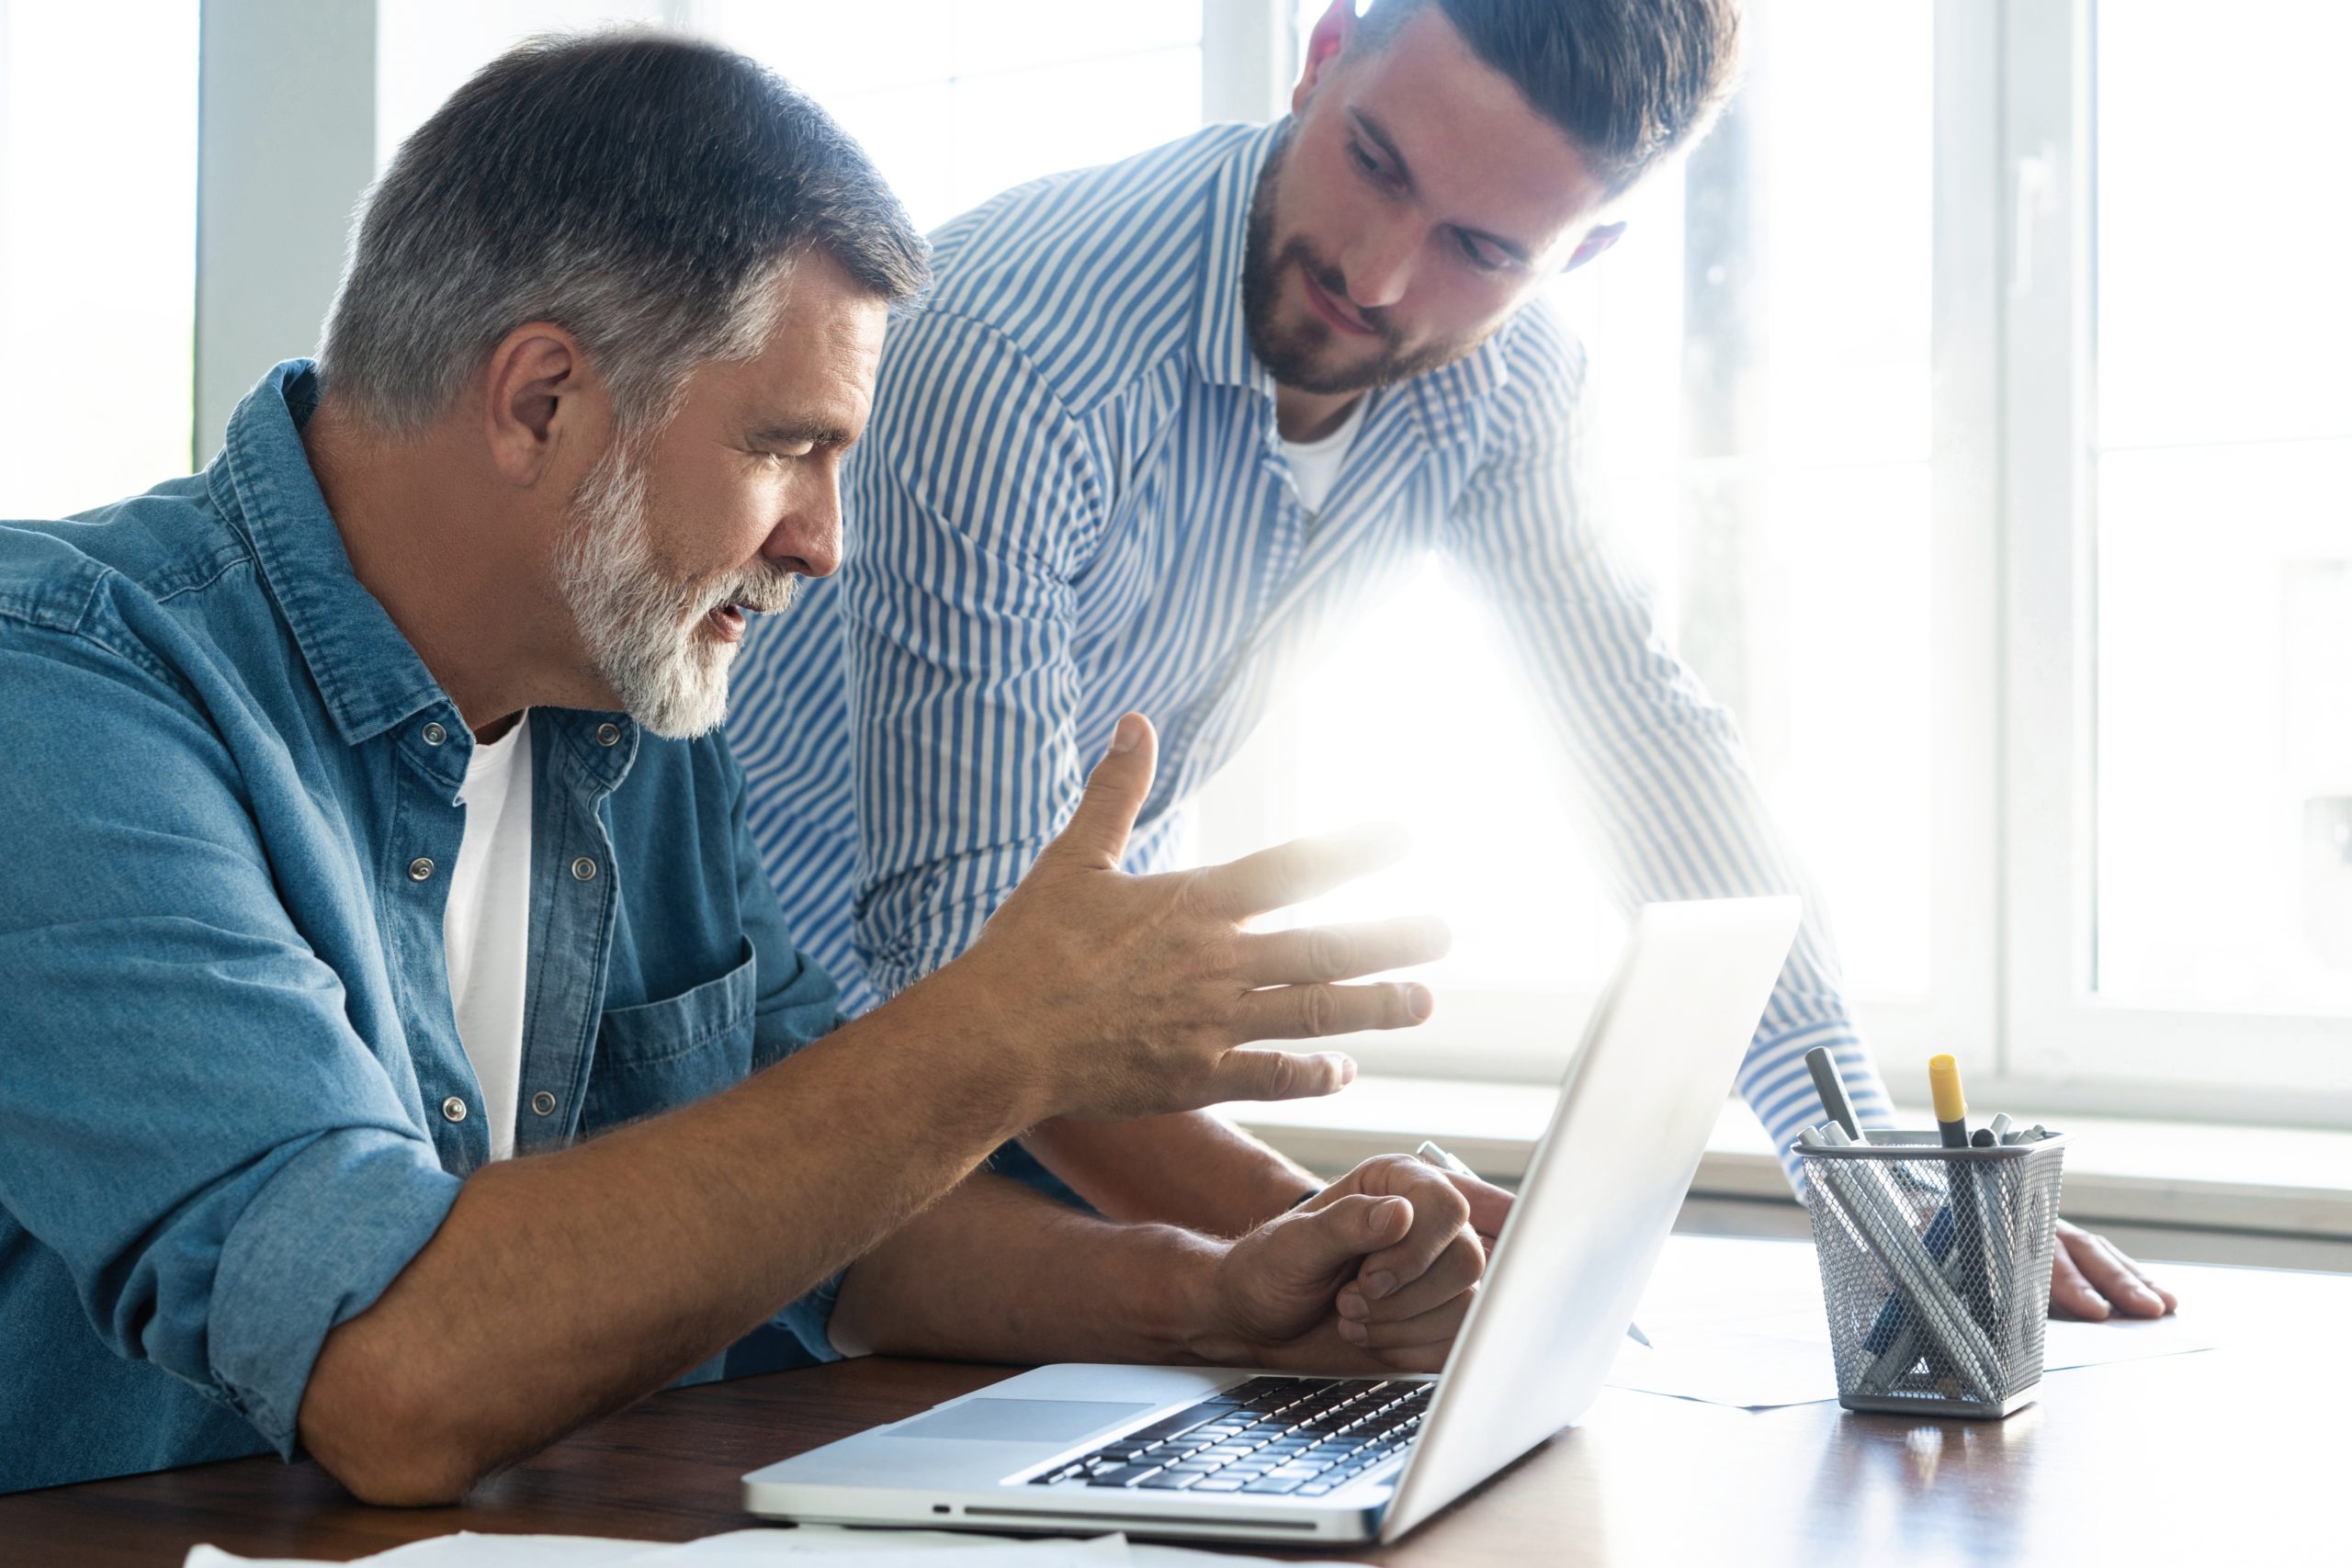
left=743, top=897, right=1801, bottom=1546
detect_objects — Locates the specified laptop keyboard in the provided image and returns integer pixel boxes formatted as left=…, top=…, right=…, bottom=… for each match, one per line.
left=1023, top=1376, right=1433, bottom=1497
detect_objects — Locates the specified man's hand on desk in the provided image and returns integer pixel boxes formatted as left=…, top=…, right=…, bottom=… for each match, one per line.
left=1187, top=1156, right=1495, bottom=1373
left=2051, top=1219, right=2177, bottom=1320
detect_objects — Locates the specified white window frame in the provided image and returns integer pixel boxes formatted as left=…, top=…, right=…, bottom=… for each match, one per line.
left=1999, top=0, right=2352, bottom=1126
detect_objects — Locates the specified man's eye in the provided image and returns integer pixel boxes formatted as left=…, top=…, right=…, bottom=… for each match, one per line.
left=1347, top=141, right=1384, bottom=180
left=1455, top=231, right=1504, bottom=272
left=765, top=445, right=814, bottom=461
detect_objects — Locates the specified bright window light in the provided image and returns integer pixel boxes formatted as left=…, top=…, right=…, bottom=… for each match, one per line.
left=2091, top=0, right=2352, bottom=1014
left=0, top=0, right=198, bottom=519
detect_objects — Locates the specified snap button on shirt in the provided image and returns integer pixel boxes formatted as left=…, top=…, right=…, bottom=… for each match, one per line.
left=407, top=857, right=435, bottom=882
left=421, top=721, right=447, bottom=746
left=571, top=856, right=597, bottom=882
left=530, top=1090, right=557, bottom=1116
left=440, top=1096, right=468, bottom=1123
left=595, top=722, right=622, bottom=746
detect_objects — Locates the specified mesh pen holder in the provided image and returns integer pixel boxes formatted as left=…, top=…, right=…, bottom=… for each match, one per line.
left=1796, top=1132, right=2067, bottom=1418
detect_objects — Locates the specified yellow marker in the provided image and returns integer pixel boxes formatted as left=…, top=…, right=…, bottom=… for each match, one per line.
left=1928, top=1055, right=1970, bottom=1149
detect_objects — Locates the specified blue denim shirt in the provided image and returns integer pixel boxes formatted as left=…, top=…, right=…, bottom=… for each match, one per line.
left=0, top=363, right=845, bottom=1495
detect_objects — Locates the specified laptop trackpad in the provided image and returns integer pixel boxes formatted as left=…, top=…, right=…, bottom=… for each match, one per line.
left=896, top=1399, right=1152, bottom=1443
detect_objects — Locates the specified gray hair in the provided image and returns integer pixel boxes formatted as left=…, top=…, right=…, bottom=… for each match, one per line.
left=317, top=29, right=928, bottom=439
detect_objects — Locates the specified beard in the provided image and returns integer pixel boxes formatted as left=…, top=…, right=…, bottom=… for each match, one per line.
left=553, top=441, right=799, bottom=740
left=1240, top=124, right=1483, bottom=397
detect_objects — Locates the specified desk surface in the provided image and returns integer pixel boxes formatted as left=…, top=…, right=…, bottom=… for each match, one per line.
left=6, top=1237, right=2341, bottom=1565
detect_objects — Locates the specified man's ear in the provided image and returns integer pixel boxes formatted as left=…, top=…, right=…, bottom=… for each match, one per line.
left=1291, top=0, right=1359, bottom=116
left=1563, top=221, right=1628, bottom=275
left=481, top=323, right=598, bottom=488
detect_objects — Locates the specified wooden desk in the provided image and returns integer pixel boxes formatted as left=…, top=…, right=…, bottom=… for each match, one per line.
left=5, top=1238, right=2340, bottom=1564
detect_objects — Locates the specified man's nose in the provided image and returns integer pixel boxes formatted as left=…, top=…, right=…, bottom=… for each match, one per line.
left=763, top=474, right=842, bottom=579
left=1340, top=217, right=1419, bottom=310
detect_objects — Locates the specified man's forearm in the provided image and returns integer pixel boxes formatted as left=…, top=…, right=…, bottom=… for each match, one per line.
left=1022, top=1110, right=1319, bottom=1235
left=831, top=1172, right=1230, bottom=1364
left=300, top=977, right=1035, bottom=1505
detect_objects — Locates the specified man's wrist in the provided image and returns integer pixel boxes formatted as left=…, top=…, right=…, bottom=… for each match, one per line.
left=1163, top=1229, right=1251, bottom=1365
left=863, top=964, right=1051, bottom=1143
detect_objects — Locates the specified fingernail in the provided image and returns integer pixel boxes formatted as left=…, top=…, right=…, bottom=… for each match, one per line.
left=1406, top=985, right=1433, bottom=1021
left=1363, top=1270, right=1399, bottom=1301
left=1107, top=716, right=1140, bottom=754
left=1338, top=1290, right=1368, bottom=1321
left=1339, top=1318, right=1368, bottom=1346
left=1330, top=1054, right=1358, bottom=1086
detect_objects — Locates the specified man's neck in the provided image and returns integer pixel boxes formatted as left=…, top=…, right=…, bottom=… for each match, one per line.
left=301, top=400, right=587, bottom=739
left=1273, top=383, right=1365, bottom=444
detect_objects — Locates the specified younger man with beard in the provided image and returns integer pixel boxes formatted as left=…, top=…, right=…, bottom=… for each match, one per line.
left=0, top=35, right=1477, bottom=1501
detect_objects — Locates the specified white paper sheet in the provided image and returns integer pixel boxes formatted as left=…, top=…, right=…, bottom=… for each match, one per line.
left=1604, top=1307, right=2222, bottom=1410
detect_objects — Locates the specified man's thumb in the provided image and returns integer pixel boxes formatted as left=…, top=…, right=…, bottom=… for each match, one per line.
left=1048, top=713, right=1157, bottom=869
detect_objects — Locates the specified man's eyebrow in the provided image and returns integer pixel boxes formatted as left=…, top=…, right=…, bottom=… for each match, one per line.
left=748, top=418, right=855, bottom=448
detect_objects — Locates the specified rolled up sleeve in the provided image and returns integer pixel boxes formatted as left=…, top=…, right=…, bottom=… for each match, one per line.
left=0, top=630, right=459, bottom=1456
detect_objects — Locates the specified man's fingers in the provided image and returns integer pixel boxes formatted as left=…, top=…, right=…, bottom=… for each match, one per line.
left=1278, top=1193, right=1414, bottom=1275
left=1340, top=1232, right=1483, bottom=1324
left=2048, top=1224, right=2110, bottom=1320
left=1439, top=1169, right=1515, bottom=1240
left=1043, top=714, right=1158, bottom=871
left=1237, top=981, right=1435, bottom=1041
left=1193, top=822, right=1410, bottom=920
left=1204, top=1047, right=1357, bottom=1104
left=2059, top=1224, right=2174, bottom=1318
left=1336, top=1289, right=1475, bottom=1353
left=1347, top=1168, right=1475, bottom=1302
left=1232, top=916, right=1452, bottom=986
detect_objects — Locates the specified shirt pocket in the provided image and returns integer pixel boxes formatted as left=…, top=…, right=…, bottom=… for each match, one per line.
left=582, top=940, right=758, bottom=1134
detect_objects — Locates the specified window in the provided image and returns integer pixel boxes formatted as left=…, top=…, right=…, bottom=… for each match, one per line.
left=0, top=0, right=198, bottom=518
left=2007, top=0, right=2352, bottom=1117
left=2088, top=5, right=2352, bottom=1017
left=702, top=2, right=1201, bottom=233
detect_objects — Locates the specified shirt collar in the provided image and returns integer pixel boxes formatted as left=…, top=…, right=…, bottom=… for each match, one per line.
left=1191, top=123, right=1283, bottom=393
left=1189, top=119, right=1515, bottom=420
left=206, top=359, right=458, bottom=750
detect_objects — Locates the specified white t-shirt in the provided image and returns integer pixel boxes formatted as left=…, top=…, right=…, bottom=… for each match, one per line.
left=444, top=716, right=535, bottom=1160
left=1279, top=394, right=1371, bottom=515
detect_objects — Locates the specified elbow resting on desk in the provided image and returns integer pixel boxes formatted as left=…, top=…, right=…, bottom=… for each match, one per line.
left=299, top=1331, right=503, bottom=1506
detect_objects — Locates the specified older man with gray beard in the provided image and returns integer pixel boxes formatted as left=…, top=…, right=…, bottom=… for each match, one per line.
left=0, top=33, right=1480, bottom=1502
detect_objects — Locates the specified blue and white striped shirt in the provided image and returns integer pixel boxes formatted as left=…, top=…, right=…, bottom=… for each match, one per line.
left=729, top=122, right=1893, bottom=1184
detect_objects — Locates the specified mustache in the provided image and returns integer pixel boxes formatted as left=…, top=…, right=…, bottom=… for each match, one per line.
left=695, top=565, right=802, bottom=618
left=1284, top=238, right=1399, bottom=345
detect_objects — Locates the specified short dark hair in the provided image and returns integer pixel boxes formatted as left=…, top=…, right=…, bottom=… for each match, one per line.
left=319, top=30, right=928, bottom=437
left=1352, top=0, right=1742, bottom=196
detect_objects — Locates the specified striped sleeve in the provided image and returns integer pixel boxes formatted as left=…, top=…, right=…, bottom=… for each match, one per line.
left=1440, top=329, right=1896, bottom=1192
left=841, top=310, right=1107, bottom=999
